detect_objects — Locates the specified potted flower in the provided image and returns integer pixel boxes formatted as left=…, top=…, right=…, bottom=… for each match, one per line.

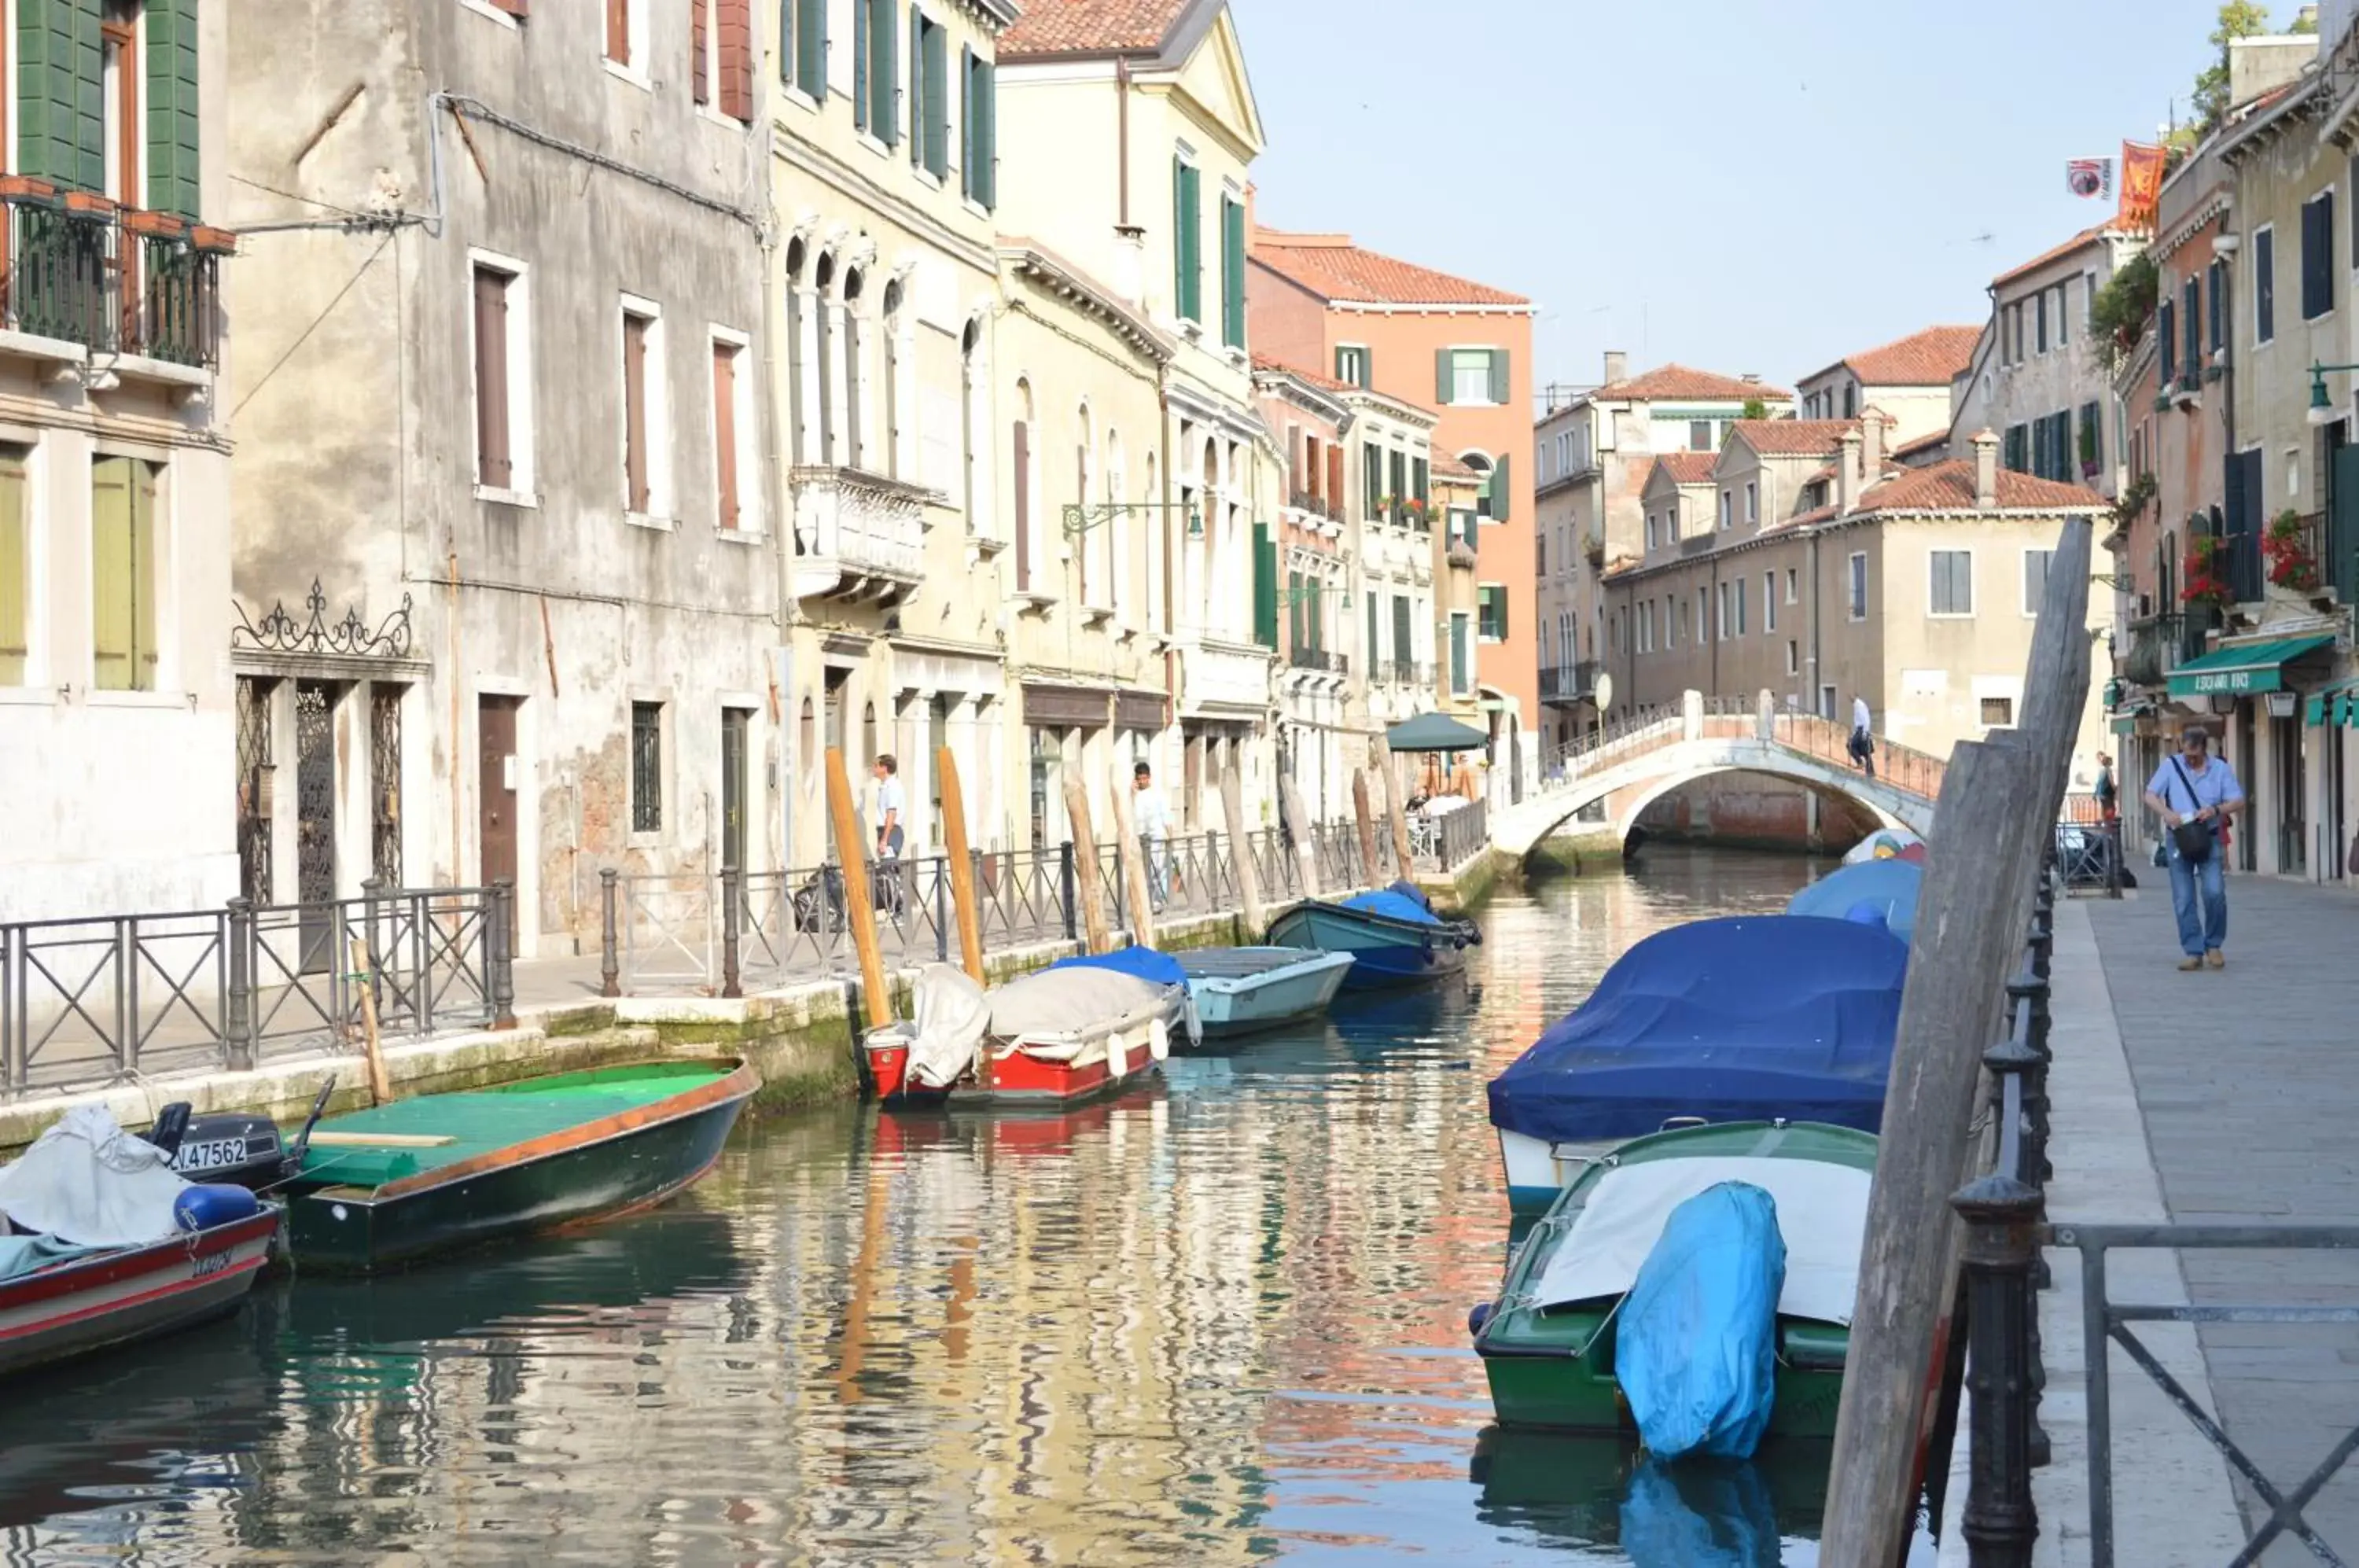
left=2181, top=534, right=2232, bottom=610
left=2263, top=508, right=2322, bottom=592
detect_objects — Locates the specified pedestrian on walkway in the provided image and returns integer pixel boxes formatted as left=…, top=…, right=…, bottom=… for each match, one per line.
left=1848, top=695, right=1877, bottom=780
left=870, top=755, right=906, bottom=918
left=2094, top=752, right=2118, bottom=824
left=1133, top=761, right=1171, bottom=911
left=2142, top=725, right=2243, bottom=970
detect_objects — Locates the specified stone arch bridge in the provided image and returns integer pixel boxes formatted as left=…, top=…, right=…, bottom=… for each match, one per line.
left=1491, top=691, right=1943, bottom=859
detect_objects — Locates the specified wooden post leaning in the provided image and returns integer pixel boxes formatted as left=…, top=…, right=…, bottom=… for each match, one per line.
left=1062, top=777, right=1112, bottom=955
left=1109, top=764, right=1157, bottom=951
left=825, top=748, right=894, bottom=1032
left=1279, top=775, right=1320, bottom=898
left=1352, top=769, right=1381, bottom=886
left=1220, top=766, right=1265, bottom=933
left=936, top=746, right=986, bottom=983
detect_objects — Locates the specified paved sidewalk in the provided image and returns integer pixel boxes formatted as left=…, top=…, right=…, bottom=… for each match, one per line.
left=2085, top=878, right=2359, bottom=1564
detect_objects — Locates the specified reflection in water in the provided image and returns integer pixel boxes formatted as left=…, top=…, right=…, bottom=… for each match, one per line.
left=0, top=848, right=1866, bottom=1566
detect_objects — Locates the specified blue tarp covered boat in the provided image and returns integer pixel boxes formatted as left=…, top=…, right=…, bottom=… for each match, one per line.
left=1488, top=916, right=1907, bottom=1208
left=1786, top=859, right=1922, bottom=945
left=1265, top=882, right=1481, bottom=990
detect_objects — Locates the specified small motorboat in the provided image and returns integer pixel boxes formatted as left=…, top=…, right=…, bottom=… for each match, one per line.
left=141, top=1077, right=340, bottom=1191
left=273, top=1058, right=759, bottom=1274
left=1787, top=859, right=1923, bottom=945
left=1266, top=882, right=1481, bottom=991
left=0, top=1106, right=280, bottom=1379
left=1488, top=915, right=1905, bottom=1210
left=1468, top=1119, right=1874, bottom=1440
left=1177, top=946, right=1355, bottom=1037
left=865, top=956, right=1191, bottom=1110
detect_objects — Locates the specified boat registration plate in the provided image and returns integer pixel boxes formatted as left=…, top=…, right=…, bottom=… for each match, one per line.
left=174, top=1137, right=248, bottom=1173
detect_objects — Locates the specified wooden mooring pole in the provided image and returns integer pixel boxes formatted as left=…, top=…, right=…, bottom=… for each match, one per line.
left=936, top=746, right=985, bottom=982
left=1063, top=778, right=1112, bottom=955
left=1220, top=766, right=1264, bottom=933
left=824, top=749, right=893, bottom=1032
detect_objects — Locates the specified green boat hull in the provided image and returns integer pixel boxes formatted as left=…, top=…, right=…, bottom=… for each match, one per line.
left=282, top=1060, right=756, bottom=1274
left=1474, top=1119, right=1875, bottom=1437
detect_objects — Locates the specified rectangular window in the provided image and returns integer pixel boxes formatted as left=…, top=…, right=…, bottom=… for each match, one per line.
left=1388, top=449, right=1407, bottom=518
left=1735, top=579, right=1747, bottom=635
left=1172, top=155, right=1202, bottom=322
left=787, top=0, right=827, bottom=99
left=712, top=334, right=746, bottom=530
left=471, top=259, right=531, bottom=495
left=1847, top=551, right=1868, bottom=620
left=1981, top=696, right=2015, bottom=727
left=1784, top=568, right=1798, bottom=605
left=914, top=11, right=949, bottom=178
left=1819, top=684, right=1836, bottom=719
left=1441, top=347, right=1505, bottom=406
left=1764, top=571, right=1777, bottom=631
left=1362, top=443, right=1382, bottom=521
left=1929, top=549, right=1973, bottom=616
left=1689, top=420, right=1712, bottom=452
left=2158, top=296, right=2177, bottom=388
left=0, top=447, right=25, bottom=685
left=2035, top=289, right=2049, bottom=353
left=630, top=701, right=664, bottom=832
left=959, top=46, right=996, bottom=208
left=1696, top=587, right=1709, bottom=641
left=1220, top=193, right=1246, bottom=348
left=853, top=0, right=899, bottom=143
left=2022, top=548, right=2053, bottom=615
left=2305, top=190, right=2336, bottom=322
left=1478, top=583, right=1507, bottom=642
left=2002, top=423, right=2029, bottom=474
left=90, top=456, right=159, bottom=692
left=1718, top=490, right=1732, bottom=530
left=2256, top=225, right=2276, bottom=343
left=1744, top=480, right=1757, bottom=524
left=1334, top=344, right=1370, bottom=388
left=620, top=302, right=661, bottom=515
left=2207, top=258, right=2225, bottom=357
left=1786, top=639, right=1798, bottom=676
left=1715, top=581, right=1728, bottom=639
left=1645, top=515, right=1657, bottom=551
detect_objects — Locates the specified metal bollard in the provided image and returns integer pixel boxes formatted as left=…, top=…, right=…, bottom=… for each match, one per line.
left=1058, top=841, right=1078, bottom=941
left=488, top=879, right=517, bottom=1029
left=1986, top=1024, right=2051, bottom=1470
left=933, top=857, right=950, bottom=962
left=1953, top=1168, right=2044, bottom=1567
left=719, top=867, right=742, bottom=999
left=225, top=898, right=256, bottom=1072
left=362, top=876, right=388, bottom=1018
left=599, top=868, right=621, bottom=998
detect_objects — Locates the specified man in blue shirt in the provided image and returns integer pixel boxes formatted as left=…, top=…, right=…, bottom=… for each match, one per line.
left=2141, top=725, right=2245, bottom=970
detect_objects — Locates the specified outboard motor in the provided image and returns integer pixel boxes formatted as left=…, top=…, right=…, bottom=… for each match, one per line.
left=145, top=1077, right=337, bottom=1191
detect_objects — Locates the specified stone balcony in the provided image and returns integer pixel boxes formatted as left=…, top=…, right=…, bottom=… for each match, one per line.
left=1176, top=632, right=1275, bottom=719
left=787, top=466, right=933, bottom=605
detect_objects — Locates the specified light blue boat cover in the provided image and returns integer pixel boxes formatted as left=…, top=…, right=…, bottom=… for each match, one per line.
left=0, top=1233, right=98, bottom=1282
left=1049, top=944, right=1188, bottom=987
left=1486, top=915, right=1907, bottom=1142
left=1338, top=889, right=1441, bottom=926
left=1787, top=858, right=1923, bottom=944
left=1617, top=1456, right=1781, bottom=1566
left=1616, top=1181, right=1787, bottom=1461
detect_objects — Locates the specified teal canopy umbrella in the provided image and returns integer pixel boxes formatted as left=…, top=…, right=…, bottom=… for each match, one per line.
left=1384, top=712, right=1489, bottom=753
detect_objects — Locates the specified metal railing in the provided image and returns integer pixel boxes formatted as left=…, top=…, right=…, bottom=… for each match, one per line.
left=2120, top=611, right=2209, bottom=687
left=2, top=881, right=513, bottom=1098
left=1287, top=645, right=1347, bottom=675
left=0, top=186, right=233, bottom=367
left=1414, top=799, right=1489, bottom=874
left=1529, top=698, right=1949, bottom=811
left=130, top=219, right=231, bottom=369
left=601, top=824, right=1397, bottom=997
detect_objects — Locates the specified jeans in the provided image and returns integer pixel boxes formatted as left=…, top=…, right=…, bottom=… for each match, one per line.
left=2166, top=845, right=2228, bottom=955
left=1141, top=834, right=1168, bottom=909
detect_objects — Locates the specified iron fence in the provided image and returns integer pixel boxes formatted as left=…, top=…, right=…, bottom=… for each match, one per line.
left=2, top=881, right=513, bottom=1098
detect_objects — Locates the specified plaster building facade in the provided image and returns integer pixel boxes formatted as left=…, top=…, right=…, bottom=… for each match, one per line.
left=0, top=0, right=239, bottom=919
left=1256, top=359, right=1356, bottom=823
left=1794, top=325, right=1979, bottom=449
left=230, top=0, right=774, bottom=956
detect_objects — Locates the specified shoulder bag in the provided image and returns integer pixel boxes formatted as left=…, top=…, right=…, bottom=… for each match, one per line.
left=2167, top=756, right=2215, bottom=864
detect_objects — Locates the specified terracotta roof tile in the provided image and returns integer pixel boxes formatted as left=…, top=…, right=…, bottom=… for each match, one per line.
left=1249, top=232, right=1530, bottom=307
left=1730, top=419, right=1857, bottom=457
left=1993, top=225, right=2119, bottom=288
left=1893, top=430, right=1951, bottom=459
left=1251, top=352, right=1356, bottom=396
left=1833, top=325, right=1983, bottom=387
left=998, top=0, right=1193, bottom=59
left=1432, top=452, right=1481, bottom=481
left=1646, top=452, right=1718, bottom=485
left=1859, top=460, right=2108, bottom=513
left=1591, top=363, right=1791, bottom=403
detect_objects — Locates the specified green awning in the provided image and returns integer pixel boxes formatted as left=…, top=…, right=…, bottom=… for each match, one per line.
left=2306, top=678, right=2359, bottom=727
left=2165, top=635, right=2335, bottom=699
left=2109, top=699, right=2155, bottom=735
left=1383, top=712, right=1490, bottom=753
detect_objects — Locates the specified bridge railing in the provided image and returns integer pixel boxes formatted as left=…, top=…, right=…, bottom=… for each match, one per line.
left=1533, top=695, right=1945, bottom=809
left=1766, top=709, right=1947, bottom=804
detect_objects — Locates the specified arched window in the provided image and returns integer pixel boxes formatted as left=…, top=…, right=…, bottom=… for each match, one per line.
left=813, top=249, right=837, bottom=460
left=1143, top=451, right=1161, bottom=632
left=1012, top=377, right=1036, bottom=591
left=881, top=276, right=905, bottom=480
left=1459, top=450, right=1497, bottom=521
left=784, top=237, right=810, bottom=466
left=841, top=265, right=867, bottom=469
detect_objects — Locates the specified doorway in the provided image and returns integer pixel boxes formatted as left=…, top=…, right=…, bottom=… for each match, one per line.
left=2274, top=712, right=2306, bottom=875
left=2235, top=702, right=2258, bottom=874
left=721, top=706, right=751, bottom=872
left=293, top=680, right=338, bottom=973
left=478, top=697, right=521, bottom=937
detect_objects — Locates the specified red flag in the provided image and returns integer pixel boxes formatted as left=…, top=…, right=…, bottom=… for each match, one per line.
left=2119, top=142, right=2166, bottom=232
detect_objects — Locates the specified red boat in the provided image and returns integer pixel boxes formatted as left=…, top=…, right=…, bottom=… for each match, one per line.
left=0, top=1209, right=279, bottom=1379
left=867, top=961, right=1189, bottom=1110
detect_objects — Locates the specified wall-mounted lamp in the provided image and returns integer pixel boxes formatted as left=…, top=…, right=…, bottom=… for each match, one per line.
left=2306, top=361, right=2359, bottom=425
left=1062, top=502, right=1205, bottom=539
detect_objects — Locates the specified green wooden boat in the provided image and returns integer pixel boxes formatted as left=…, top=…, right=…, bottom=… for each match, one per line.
left=1470, top=1119, right=1875, bottom=1437
left=279, top=1058, right=758, bottom=1274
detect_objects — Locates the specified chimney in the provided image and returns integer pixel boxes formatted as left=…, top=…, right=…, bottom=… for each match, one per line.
left=1836, top=428, right=1863, bottom=514
left=1860, top=410, right=1885, bottom=484
left=1111, top=224, right=1146, bottom=306
left=1603, top=350, right=1628, bottom=385
left=1971, top=429, right=2000, bottom=509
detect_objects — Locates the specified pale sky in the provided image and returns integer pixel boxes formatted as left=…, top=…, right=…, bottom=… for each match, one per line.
left=1232, top=0, right=2233, bottom=400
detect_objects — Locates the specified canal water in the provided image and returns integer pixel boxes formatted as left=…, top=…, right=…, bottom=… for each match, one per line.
left=0, top=845, right=1906, bottom=1567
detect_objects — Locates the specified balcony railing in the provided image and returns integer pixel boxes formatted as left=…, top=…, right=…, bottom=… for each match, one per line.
left=1385, top=658, right=1434, bottom=687
left=1539, top=664, right=1590, bottom=704
left=1287, top=645, right=1346, bottom=675
left=0, top=182, right=232, bottom=369
left=1288, top=489, right=1339, bottom=523
left=2225, top=526, right=2265, bottom=605
left=789, top=466, right=930, bottom=605
left=2119, top=612, right=2209, bottom=688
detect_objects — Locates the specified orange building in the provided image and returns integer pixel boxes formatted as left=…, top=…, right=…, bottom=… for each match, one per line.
left=1247, top=224, right=1540, bottom=786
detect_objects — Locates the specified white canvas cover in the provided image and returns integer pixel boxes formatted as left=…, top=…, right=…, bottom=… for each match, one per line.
left=1529, top=1156, right=1871, bottom=1327
left=905, top=965, right=993, bottom=1089
left=987, top=966, right=1170, bottom=1043
left=0, top=1104, right=189, bottom=1248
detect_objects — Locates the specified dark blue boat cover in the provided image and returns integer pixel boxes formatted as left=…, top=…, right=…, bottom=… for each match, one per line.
left=1049, top=944, right=1187, bottom=988
left=1383, top=879, right=1433, bottom=911
left=1487, top=915, right=1908, bottom=1142
left=1338, top=889, right=1442, bottom=926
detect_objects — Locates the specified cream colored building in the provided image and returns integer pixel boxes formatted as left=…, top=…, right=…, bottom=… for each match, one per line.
left=1604, top=427, right=2110, bottom=773
left=1345, top=388, right=1441, bottom=738
left=1794, top=325, right=1980, bottom=448
left=997, top=0, right=1281, bottom=834
left=771, top=0, right=1020, bottom=862
left=995, top=238, right=1175, bottom=850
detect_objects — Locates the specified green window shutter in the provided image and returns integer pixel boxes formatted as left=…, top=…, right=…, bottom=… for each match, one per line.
left=1252, top=521, right=1278, bottom=646
left=878, top=0, right=900, bottom=147
left=1172, top=157, right=1186, bottom=317
left=1412, top=457, right=1428, bottom=504
left=852, top=0, right=870, bottom=131
left=924, top=20, right=948, bottom=175
left=909, top=6, right=922, bottom=167
left=1221, top=196, right=1246, bottom=348
left=20, top=0, right=103, bottom=192
left=1365, top=592, right=1378, bottom=665
left=800, top=0, right=828, bottom=97
left=1362, top=444, right=1381, bottom=519
left=1490, top=453, right=1511, bottom=522
left=146, top=0, right=201, bottom=219
left=1359, top=345, right=1372, bottom=388
left=959, top=46, right=973, bottom=196
left=90, top=457, right=132, bottom=690
left=1287, top=569, right=1302, bottom=650
left=1435, top=348, right=1452, bottom=406
left=1308, top=578, right=1321, bottom=648
left=1172, top=160, right=1201, bottom=322
left=1488, top=348, right=1510, bottom=405
left=0, top=451, right=25, bottom=685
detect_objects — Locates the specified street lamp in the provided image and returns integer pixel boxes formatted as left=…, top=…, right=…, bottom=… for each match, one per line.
left=2306, top=362, right=2359, bottom=425
left=1062, top=501, right=1205, bottom=538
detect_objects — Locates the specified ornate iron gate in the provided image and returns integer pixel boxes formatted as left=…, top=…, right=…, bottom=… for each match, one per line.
left=235, top=675, right=274, bottom=904
left=370, top=684, right=403, bottom=887
left=294, top=680, right=336, bottom=974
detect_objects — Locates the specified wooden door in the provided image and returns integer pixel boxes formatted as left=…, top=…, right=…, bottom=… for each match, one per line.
left=478, top=697, right=521, bottom=911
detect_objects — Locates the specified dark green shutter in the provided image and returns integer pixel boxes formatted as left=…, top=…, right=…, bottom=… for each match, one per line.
left=1308, top=577, right=1321, bottom=648
left=959, top=46, right=972, bottom=192
left=20, top=0, right=102, bottom=193
left=1172, top=157, right=1186, bottom=318
left=1221, top=197, right=1246, bottom=348
left=1286, top=569, right=1302, bottom=650
left=1172, top=160, right=1201, bottom=322
left=1253, top=521, right=1278, bottom=647
left=1435, top=348, right=1452, bottom=405
left=977, top=60, right=995, bottom=208
left=1411, top=457, right=1428, bottom=504
left=852, top=0, right=870, bottom=131
left=909, top=6, right=922, bottom=167
left=923, top=26, right=948, bottom=177
left=1489, top=348, right=1510, bottom=404
left=1358, top=345, right=1371, bottom=388
left=146, top=0, right=201, bottom=219
left=878, top=0, right=900, bottom=148
left=797, top=0, right=828, bottom=95
left=1365, top=593, right=1378, bottom=668
left=1490, top=453, right=1511, bottom=522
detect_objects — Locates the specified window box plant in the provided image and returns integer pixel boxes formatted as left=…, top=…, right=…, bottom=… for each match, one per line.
left=2263, top=508, right=2322, bottom=592
left=2181, top=533, right=2232, bottom=610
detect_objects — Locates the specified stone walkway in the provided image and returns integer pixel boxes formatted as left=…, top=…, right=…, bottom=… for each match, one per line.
left=2085, top=878, right=2359, bottom=1565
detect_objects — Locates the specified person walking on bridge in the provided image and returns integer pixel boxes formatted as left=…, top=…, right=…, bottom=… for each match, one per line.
left=2143, top=725, right=2243, bottom=970
left=1848, top=695, right=1876, bottom=780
